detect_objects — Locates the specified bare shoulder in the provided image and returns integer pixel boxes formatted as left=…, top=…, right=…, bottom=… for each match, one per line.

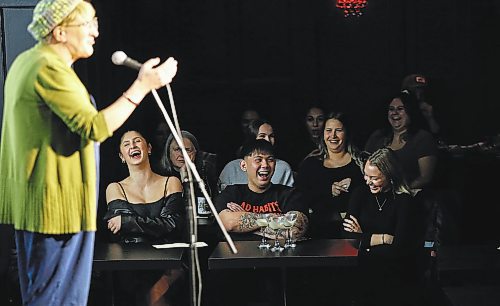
left=105, top=181, right=126, bottom=203
left=166, top=175, right=183, bottom=195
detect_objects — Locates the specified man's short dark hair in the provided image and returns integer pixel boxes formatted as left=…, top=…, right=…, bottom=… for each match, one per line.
left=240, top=139, right=274, bottom=158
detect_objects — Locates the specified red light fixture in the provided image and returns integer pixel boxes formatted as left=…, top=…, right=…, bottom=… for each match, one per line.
left=336, top=0, right=368, bottom=17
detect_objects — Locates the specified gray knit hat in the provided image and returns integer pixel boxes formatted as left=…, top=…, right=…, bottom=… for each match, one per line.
left=28, top=0, right=83, bottom=41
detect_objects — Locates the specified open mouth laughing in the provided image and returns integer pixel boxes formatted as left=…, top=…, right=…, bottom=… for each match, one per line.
left=129, top=148, right=142, bottom=160
left=257, top=169, right=270, bottom=181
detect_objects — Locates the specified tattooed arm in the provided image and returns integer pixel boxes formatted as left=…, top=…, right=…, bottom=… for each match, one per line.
left=289, top=211, right=309, bottom=239
left=219, top=209, right=286, bottom=238
left=219, top=209, right=260, bottom=233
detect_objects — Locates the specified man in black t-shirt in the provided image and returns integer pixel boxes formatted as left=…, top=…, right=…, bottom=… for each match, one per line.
left=215, top=139, right=308, bottom=241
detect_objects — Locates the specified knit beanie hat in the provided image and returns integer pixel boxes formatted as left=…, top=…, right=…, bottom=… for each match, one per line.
left=28, top=0, right=83, bottom=41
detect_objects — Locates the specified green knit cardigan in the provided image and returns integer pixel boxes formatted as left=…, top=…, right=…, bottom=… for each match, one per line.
left=0, top=43, right=112, bottom=234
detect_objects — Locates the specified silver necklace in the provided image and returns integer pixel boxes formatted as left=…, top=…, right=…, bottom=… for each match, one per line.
left=375, top=195, right=387, bottom=211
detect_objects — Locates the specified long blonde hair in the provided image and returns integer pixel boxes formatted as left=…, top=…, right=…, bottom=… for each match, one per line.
left=367, top=148, right=413, bottom=196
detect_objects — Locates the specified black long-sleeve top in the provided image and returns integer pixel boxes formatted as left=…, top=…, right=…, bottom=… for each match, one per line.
left=346, top=186, right=425, bottom=283
left=297, top=157, right=364, bottom=238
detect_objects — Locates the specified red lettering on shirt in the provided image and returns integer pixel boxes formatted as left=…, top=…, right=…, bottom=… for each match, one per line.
left=233, top=201, right=282, bottom=214
left=241, top=202, right=251, bottom=212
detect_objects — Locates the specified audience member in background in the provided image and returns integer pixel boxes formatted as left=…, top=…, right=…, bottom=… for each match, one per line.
left=240, top=108, right=261, bottom=138
left=401, top=73, right=441, bottom=138
left=296, top=112, right=365, bottom=238
left=105, top=131, right=185, bottom=306
left=343, top=148, right=425, bottom=306
left=304, top=105, right=326, bottom=154
left=217, top=107, right=261, bottom=172
left=159, top=130, right=217, bottom=215
left=288, top=105, right=326, bottom=170
left=216, top=139, right=308, bottom=241
left=365, top=92, right=438, bottom=190
left=218, top=119, right=295, bottom=192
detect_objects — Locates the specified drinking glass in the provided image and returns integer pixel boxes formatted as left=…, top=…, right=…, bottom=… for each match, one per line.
left=269, top=216, right=284, bottom=252
left=255, top=213, right=271, bottom=249
left=284, top=212, right=298, bottom=248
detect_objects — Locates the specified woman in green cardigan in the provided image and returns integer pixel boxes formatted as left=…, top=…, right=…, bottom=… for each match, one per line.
left=0, top=0, right=178, bottom=304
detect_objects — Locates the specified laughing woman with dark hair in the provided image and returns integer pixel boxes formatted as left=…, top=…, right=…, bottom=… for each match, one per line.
left=364, top=92, right=438, bottom=190
left=105, top=130, right=185, bottom=306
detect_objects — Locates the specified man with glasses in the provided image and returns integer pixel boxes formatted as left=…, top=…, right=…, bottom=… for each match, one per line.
left=0, top=0, right=178, bottom=304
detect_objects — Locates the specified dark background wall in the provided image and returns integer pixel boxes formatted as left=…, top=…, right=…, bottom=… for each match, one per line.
left=74, top=0, right=500, bottom=179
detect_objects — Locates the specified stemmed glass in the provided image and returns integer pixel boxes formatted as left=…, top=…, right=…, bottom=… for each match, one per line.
left=284, top=212, right=298, bottom=248
left=269, top=216, right=284, bottom=252
left=255, top=213, right=271, bottom=249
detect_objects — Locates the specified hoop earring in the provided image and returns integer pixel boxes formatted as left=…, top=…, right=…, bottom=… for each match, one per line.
left=121, top=159, right=125, bottom=164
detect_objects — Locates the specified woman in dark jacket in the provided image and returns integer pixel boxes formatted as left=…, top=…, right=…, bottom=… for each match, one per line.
left=105, top=130, right=185, bottom=306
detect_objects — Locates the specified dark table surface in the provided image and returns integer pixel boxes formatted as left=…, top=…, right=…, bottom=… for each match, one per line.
left=208, top=239, right=359, bottom=270
left=93, top=240, right=184, bottom=271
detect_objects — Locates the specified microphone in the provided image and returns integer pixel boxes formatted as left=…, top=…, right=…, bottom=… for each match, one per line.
left=111, top=51, right=142, bottom=71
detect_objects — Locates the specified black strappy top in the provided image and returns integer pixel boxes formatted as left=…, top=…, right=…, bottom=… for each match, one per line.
left=104, top=177, right=185, bottom=244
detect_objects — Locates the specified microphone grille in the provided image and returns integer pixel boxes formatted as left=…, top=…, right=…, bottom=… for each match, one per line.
left=111, top=51, right=127, bottom=65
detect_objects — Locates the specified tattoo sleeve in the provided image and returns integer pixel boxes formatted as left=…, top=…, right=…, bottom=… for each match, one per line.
left=290, top=211, right=309, bottom=239
left=238, top=213, right=258, bottom=232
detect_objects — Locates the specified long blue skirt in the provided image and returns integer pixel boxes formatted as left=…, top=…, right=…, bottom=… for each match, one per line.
left=15, top=230, right=95, bottom=306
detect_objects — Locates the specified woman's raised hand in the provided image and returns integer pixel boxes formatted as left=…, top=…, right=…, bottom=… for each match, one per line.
left=137, top=57, right=178, bottom=91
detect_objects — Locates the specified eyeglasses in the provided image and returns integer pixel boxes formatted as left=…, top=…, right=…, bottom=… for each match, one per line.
left=64, top=17, right=98, bottom=29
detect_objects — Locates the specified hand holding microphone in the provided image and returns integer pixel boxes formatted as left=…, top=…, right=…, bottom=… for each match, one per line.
left=102, top=51, right=178, bottom=132
left=112, top=51, right=178, bottom=93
